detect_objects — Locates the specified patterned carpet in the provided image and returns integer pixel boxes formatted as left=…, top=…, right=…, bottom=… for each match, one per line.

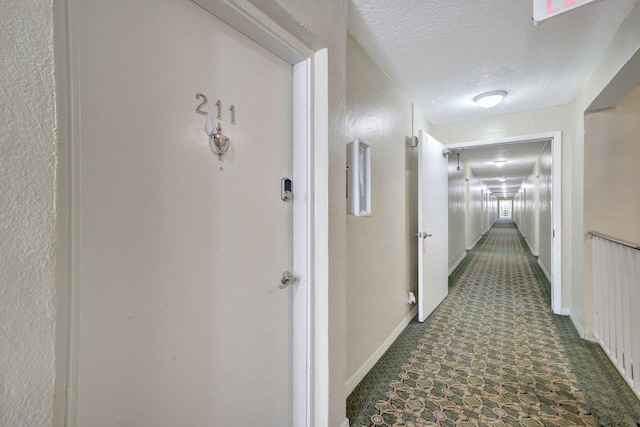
left=347, top=219, right=640, bottom=426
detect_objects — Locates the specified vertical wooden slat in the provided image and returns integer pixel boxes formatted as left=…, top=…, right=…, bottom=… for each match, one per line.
left=607, top=240, right=615, bottom=358
left=593, top=237, right=601, bottom=342
left=615, top=244, right=624, bottom=366
left=596, top=237, right=605, bottom=344
left=623, top=247, right=632, bottom=381
left=632, top=249, right=640, bottom=392
left=591, top=235, right=640, bottom=399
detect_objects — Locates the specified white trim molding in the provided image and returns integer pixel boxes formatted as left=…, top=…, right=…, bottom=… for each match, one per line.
left=449, top=252, right=467, bottom=276
left=467, top=234, right=482, bottom=251
left=524, top=236, right=538, bottom=257
left=537, top=258, right=551, bottom=283
left=569, top=311, right=586, bottom=339
left=346, top=306, right=418, bottom=395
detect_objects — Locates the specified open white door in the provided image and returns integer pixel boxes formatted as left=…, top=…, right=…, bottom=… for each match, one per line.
left=417, top=130, right=449, bottom=322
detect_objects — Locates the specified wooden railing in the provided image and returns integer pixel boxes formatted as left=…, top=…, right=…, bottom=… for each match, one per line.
left=589, top=231, right=640, bottom=399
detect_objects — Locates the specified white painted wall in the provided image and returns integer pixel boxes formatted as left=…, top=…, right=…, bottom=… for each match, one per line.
left=466, top=169, right=484, bottom=250
left=448, top=155, right=467, bottom=270
left=537, top=142, right=553, bottom=278
left=485, top=194, right=498, bottom=233
left=448, top=158, right=497, bottom=273
left=345, top=33, right=426, bottom=392
left=516, top=160, right=540, bottom=255
left=1, top=1, right=57, bottom=426
left=584, top=86, right=640, bottom=244
left=512, top=141, right=552, bottom=270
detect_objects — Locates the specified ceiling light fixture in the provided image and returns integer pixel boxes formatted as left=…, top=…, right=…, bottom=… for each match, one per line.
left=474, top=90, right=507, bottom=109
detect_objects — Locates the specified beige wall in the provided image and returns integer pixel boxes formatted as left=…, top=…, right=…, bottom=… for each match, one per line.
left=485, top=193, right=498, bottom=233
left=584, top=86, right=640, bottom=244
left=538, top=142, right=553, bottom=278
left=449, top=159, right=497, bottom=273
left=345, top=33, right=424, bottom=389
left=466, top=169, right=485, bottom=250
left=518, top=157, right=540, bottom=255
left=448, top=156, right=467, bottom=269
left=1, top=1, right=58, bottom=425
left=513, top=141, right=552, bottom=275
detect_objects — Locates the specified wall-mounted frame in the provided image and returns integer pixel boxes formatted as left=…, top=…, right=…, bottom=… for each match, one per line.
left=347, top=139, right=371, bottom=217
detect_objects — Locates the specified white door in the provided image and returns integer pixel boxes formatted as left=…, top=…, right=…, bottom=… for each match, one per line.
left=71, top=0, right=295, bottom=425
left=417, top=130, right=449, bottom=322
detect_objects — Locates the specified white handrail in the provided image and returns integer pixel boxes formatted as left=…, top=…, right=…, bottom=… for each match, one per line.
left=588, top=230, right=640, bottom=250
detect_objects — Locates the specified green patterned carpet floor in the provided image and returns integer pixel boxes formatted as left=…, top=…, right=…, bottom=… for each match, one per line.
left=347, top=219, right=640, bottom=426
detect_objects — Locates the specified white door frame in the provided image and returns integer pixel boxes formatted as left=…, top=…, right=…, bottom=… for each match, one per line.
left=56, top=1, right=329, bottom=426
left=446, top=132, right=562, bottom=315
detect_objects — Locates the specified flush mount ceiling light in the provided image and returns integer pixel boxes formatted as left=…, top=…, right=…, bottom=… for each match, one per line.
left=494, top=160, right=507, bottom=167
left=474, top=90, right=507, bottom=109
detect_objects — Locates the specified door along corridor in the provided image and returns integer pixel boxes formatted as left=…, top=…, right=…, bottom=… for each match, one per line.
left=348, top=219, right=640, bottom=426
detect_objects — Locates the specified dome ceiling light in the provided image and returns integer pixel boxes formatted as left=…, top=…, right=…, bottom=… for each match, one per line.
left=474, top=90, right=507, bottom=109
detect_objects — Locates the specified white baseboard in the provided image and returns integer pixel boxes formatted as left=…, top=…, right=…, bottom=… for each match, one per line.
left=569, top=310, right=585, bottom=339
left=449, top=252, right=467, bottom=275
left=484, top=218, right=497, bottom=235
left=346, top=306, right=418, bottom=395
left=515, top=222, right=523, bottom=234
left=537, top=258, right=551, bottom=282
left=523, top=237, right=538, bottom=256
left=340, top=418, right=350, bottom=427
left=466, top=234, right=482, bottom=251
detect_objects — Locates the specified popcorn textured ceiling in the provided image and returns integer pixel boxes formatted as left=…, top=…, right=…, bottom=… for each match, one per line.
left=348, top=0, right=638, bottom=124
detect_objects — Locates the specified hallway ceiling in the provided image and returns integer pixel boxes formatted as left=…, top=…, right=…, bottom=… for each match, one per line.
left=456, top=140, right=550, bottom=198
left=348, top=0, right=638, bottom=125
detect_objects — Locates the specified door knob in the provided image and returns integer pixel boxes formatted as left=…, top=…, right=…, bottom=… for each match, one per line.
left=414, top=232, right=433, bottom=239
left=280, top=271, right=297, bottom=289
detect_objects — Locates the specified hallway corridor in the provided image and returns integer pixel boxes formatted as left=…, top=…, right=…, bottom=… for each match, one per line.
left=347, top=220, right=640, bottom=426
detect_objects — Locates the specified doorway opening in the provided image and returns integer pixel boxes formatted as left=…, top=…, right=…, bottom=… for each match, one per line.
left=500, top=199, right=512, bottom=218
left=447, top=132, right=562, bottom=314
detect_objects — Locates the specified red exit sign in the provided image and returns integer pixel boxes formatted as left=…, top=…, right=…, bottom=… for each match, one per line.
left=534, top=0, right=597, bottom=22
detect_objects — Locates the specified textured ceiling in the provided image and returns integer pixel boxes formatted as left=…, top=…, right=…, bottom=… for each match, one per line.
left=456, top=140, right=550, bottom=198
left=348, top=0, right=638, bottom=124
